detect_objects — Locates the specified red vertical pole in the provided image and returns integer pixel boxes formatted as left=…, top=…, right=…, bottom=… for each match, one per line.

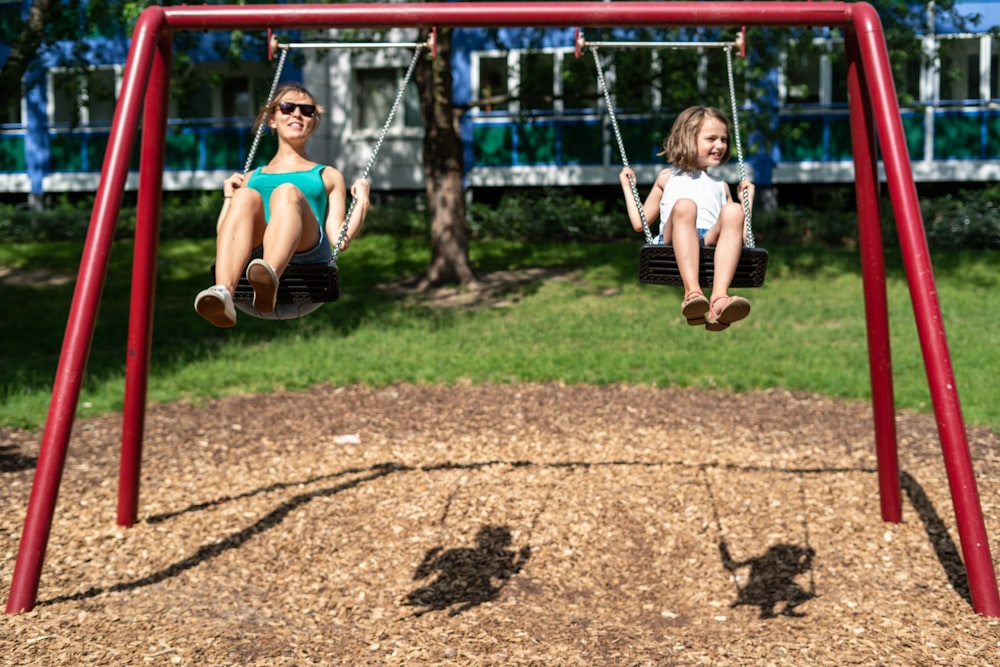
left=851, top=3, right=1000, bottom=617
left=118, top=32, right=173, bottom=526
left=5, top=7, right=167, bottom=615
left=844, top=29, right=901, bottom=522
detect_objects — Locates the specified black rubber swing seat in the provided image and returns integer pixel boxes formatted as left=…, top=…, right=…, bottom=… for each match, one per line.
left=638, top=244, right=769, bottom=288
left=210, top=261, right=340, bottom=306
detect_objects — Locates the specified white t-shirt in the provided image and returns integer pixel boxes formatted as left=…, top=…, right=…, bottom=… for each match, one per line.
left=659, top=168, right=728, bottom=234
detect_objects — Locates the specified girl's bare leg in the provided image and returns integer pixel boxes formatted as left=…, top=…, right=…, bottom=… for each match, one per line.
left=706, top=202, right=745, bottom=300
left=704, top=202, right=751, bottom=329
left=668, top=199, right=703, bottom=296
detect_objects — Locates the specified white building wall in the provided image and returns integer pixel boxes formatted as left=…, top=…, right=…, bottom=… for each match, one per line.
left=304, top=29, right=426, bottom=192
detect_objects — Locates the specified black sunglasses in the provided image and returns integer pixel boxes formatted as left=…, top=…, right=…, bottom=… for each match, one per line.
left=276, top=101, right=316, bottom=117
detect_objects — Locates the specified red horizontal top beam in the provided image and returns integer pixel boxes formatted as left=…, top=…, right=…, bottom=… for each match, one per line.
left=160, top=2, right=858, bottom=32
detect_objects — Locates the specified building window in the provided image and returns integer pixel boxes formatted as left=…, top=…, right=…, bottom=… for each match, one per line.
left=518, top=52, right=555, bottom=110
left=561, top=52, right=594, bottom=111
left=222, top=77, right=254, bottom=119
left=354, top=68, right=421, bottom=132
left=783, top=48, right=821, bottom=105
left=478, top=56, right=509, bottom=112
left=0, top=92, right=20, bottom=126
left=49, top=67, right=118, bottom=127
left=87, top=69, right=117, bottom=123
left=938, top=37, right=982, bottom=102
left=611, top=50, right=655, bottom=112
left=991, top=38, right=999, bottom=100
left=654, top=49, right=705, bottom=110
left=173, top=79, right=215, bottom=120
left=169, top=71, right=271, bottom=122
left=475, top=50, right=593, bottom=114
left=830, top=54, right=848, bottom=104
left=891, top=47, right=923, bottom=105
left=781, top=43, right=861, bottom=107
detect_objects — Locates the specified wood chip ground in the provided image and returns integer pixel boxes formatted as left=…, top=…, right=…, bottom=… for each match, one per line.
left=2, top=383, right=999, bottom=665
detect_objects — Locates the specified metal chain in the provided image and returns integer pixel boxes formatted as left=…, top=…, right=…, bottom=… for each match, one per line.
left=333, top=41, right=425, bottom=260
left=243, top=46, right=290, bottom=176
left=725, top=44, right=755, bottom=249
left=590, top=46, right=655, bottom=244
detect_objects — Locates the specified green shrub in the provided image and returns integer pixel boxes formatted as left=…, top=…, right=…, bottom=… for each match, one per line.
left=0, top=197, right=95, bottom=242
left=0, top=193, right=220, bottom=243
left=3, top=183, right=999, bottom=249
left=753, top=199, right=861, bottom=247
left=919, top=184, right=1000, bottom=250
left=361, top=194, right=429, bottom=237
left=753, top=184, right=1000, bottom=250
left=468, top=188, right=628, bottom=242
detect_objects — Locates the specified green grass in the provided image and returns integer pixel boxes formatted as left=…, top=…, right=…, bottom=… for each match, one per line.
left=2, top=235, right=998, bottom=433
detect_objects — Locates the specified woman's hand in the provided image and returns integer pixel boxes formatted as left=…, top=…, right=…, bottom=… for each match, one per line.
left=338, top=179, right=371, bottom=252
left=619, top=167, right=636, bottom=185
left=350, top=179, right=370, bottom=202
left=222, top=173, right=245, bottom=199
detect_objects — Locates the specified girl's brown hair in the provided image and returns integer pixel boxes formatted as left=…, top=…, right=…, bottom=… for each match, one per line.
left=252, top=83, right=325, bottom=134
left=660, top=106, right=731, bottom=170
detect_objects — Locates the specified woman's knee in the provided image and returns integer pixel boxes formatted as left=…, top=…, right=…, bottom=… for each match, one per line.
left=269, top=183, right=307, bottom=209
left=230, top=187, right=264, bottom=215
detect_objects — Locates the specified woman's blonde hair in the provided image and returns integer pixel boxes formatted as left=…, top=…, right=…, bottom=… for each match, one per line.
left=252, top=83, right=325, bottom=134
left=660, top=106, right=731, bottom=171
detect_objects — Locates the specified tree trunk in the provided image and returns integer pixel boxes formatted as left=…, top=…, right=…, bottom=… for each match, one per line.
left=414, top=27, right=480, bottom=288
left=0, top=0, right=60, bottom=98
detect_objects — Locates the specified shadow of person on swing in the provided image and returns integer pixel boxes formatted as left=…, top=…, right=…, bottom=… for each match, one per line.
left=405, top=525, right=531, bottom=617
left=720, top=541, right=816, bottom=619
left=1, top=444, right=37, bottom=473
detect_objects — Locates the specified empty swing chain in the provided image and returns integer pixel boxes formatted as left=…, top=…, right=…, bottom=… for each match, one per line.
left=590, top=46, right=656, bottom=245
left=725, top=44, right=755, bottom=249
left=333, top=41, right=425, bottom=260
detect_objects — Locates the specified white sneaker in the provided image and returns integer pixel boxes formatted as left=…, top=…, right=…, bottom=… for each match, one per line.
left=246, top=258, right=279, bottom=313
left=194, top=285, right=236, bottom=328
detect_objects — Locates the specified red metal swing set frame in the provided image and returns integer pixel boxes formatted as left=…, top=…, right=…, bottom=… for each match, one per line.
left=6, top=2, right=999, bottom=617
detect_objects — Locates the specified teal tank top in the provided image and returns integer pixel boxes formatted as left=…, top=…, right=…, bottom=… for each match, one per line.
left=246, top=164, right=329, bottom=225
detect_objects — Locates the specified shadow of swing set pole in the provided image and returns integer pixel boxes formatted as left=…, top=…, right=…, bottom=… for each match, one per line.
left=6, top=2, right=999, bottom=618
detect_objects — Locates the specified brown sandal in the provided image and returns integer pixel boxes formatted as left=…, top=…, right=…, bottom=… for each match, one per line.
left=706, top=295, right=751, bottom=332
left=681, top=291, right=709, bottom=326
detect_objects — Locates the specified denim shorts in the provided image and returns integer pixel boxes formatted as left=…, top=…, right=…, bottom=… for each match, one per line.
left=251, top=224, right=333, bottom=265
left=655, top=227, right=710, bottom=245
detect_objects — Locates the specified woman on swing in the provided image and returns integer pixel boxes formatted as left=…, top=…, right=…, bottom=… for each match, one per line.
left=620, top=105, right=754, bottom=331
left=195, top=83, right=371, bottom=328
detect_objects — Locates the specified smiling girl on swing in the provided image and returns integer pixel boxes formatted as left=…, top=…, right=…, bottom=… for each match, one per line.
left=619, top=105, right=754, bottom=331
left=194, top=83, right=371, bottom=328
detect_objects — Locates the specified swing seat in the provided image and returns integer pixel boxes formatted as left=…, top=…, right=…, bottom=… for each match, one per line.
left=638, top=244, right=769, bottom=288
left=210, top=261, right=339, bottom=320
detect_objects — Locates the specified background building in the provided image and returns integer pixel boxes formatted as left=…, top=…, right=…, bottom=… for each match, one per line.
left=1, top=4, right=997, bottom=204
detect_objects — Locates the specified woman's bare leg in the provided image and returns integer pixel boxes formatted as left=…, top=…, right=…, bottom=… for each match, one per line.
left=260, top=183, right=322, bottom=277
left=214, top=189, right=266, bottom=294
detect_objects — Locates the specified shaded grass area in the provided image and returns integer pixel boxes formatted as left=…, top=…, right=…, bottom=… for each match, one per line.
left=1, top=236, right=998, bottom=432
